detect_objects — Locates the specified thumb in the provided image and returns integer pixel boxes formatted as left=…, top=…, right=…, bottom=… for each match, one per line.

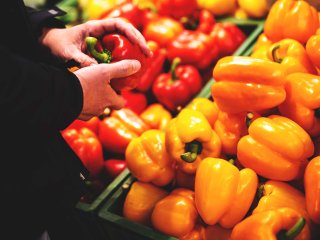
left=107, top=60, right=141, bottom=79
left=73, top=51, right=98, bottom=67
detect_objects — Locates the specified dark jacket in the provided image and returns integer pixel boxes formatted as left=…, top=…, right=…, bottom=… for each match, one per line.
left=0, top=1, right=90, bottom=239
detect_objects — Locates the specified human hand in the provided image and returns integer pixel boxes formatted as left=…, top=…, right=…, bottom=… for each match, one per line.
left=39, top=18, right=153, bottom=67
left=73, top=59, right=141, bottom=121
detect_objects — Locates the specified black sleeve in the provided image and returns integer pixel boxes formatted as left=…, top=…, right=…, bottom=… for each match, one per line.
left=0, top=45, right=83, bottom=132
left=26, top=5, right=66, bottom=39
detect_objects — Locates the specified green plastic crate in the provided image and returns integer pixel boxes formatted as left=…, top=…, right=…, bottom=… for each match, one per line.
left=75, top=168, right=131, bottom=240
left=97, top=174, right=177, bottom=240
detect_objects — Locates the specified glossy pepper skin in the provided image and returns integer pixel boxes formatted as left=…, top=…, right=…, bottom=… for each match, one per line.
left=155, top=0, right=198, bottom=20
left=98, top=108, right=150, bottom=154
left=121, top=90, right=148, bottom=115
left=264, top=0, right=319, bottom=44
left=143, top=16, right=184, bottom=48
left=211, top=56, right=287, bottom=114
left=66, top=116, right=100, bottom=135
left=165, top=108, right=222, bottom=174
left=237, top=115, right=314, bottom=181
left=306, top=33, right=320, bottom=71
left=304, top=156, right=320, bottom=224
left=210, top=22, right=246, bottom=58
left=253, top=180, right=309, bottom=226
left=230, top=208, right=309, bottom=240
left=85, top=34, right=147, bottom=92
left=167, top=30, right=219, bottom=70
left=197, top=0, right=237, bottom=17
left=151, top=188, right=198, bottom=238
left=180, top=9, right=216, bottom=34
left=267, top=38, right=317, bottom=75
left=214, top=111, right=258, bottom=156
left=123, top=181, right=168, bottom=225
left=278, top=73, right=320, bottom=137
left=136, top=41, right=166, bottom=92
left=125, top=129, right=175, bottom=186
left=185, top=97, right=219, bottom=128
left=61, top=127, right=104, bottom=178
left=152, top=57, right=203, bottom=112
left=195, top=157, right=258, bottom=227
left=103, top=159, right=127, bottom=180
left=140, top=103, right=172, bottom=131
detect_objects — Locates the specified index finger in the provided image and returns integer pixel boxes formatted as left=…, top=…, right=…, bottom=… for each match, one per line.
left=86, top=19, right=153, bottom=58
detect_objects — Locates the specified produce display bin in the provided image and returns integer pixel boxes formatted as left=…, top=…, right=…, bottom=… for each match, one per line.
left=97, top=174, right=177, bottom=240
left=95, top=18, right=265, bottom=240
left=75, top=168, right=131, bottom=240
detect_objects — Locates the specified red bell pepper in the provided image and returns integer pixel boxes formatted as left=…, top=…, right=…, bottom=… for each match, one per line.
left=98, top=108, right=150, bottom=154
left=65, top=116, right=100, bottom=135
left=85, top=34, right=147, bottom=92
left=167, top=30, right=219, bottom=70
left=155, top=0, right=198, bottom=20
left=136, top=40, right=166, bottom=92
left=152, top=57, right=203, bottom=112
left=181, top=9, right=216, bottom=34
left=121, top=90, right=148, bottom=114
left=61, top=127, right=104, bottom=178
left=103, top=159, right=127, bottom=180
left=210, top=22, right=246, bottom=58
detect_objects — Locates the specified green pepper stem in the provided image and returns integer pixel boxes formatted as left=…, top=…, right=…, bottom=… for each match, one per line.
left=170, top=57, right=181, bottom=81
left=271, top=45, right=283, bottom=63
left=277, top=217, right=305, bottom=240
left=180, top=141, right=202, bottom=163
left=85, top=36, right=111, bottom=63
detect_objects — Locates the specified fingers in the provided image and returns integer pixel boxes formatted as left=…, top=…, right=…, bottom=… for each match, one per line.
left=108, top=92, right=125, bottom=110
left=72, top=51, right=98, bottom=67
left=85, top=19, right=153, bottom=58
left=103, top=59, right=141, bottom=79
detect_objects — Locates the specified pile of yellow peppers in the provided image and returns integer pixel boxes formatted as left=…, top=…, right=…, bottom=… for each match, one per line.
left=120, top=0, right=320, bottom=239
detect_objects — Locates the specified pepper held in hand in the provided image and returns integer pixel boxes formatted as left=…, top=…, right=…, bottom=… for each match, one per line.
left=86, top=34, right=147, bottom=92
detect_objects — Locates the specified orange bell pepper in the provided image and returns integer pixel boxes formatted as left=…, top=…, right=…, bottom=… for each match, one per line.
left=205, top=225, right=232, bottom=240
left=267, top=38, right=317, bottom=75
left=195, top=157, right=258, bottom=227
left=180, top=224, right=206, bottom=240
left=253, top=180, right=309, bottom=223
left=304, top=156, right=320, bottom=224
left=264, top=0, right=319, bottom=44
left=151, top=188, right=198, bottom=238
left=230, top=208, right=309, bottom=240
left=211, top=56, right=287, bottom=114
left=306, top=32, right=320, bottom=71
left=98, top=108, right=150, bottom=154
left=165, top=108, right=222, bottom=174
left=214, top=111, right=259, bottom=156
left=143, top=16, right=184, bottom=47
left=174, top=168, right=195, bottom=190
left=185, top=97, right=219, bottom=128
left=237, top=115, right=314, bottom=181
left=250, top=33, right=273, bottom=60
left=278, top=73, right=320, bottom=137
left=123, top=181, right=168, bottom=225
left=140, top=103, right=172, bottom=131
left=125, top=129, right=175, bottom=186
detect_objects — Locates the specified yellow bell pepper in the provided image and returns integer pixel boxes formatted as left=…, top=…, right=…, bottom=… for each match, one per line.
left=237, top=0, right=269, bottom=18
left=268, top=38, right=317, bottom=75
left=278, top=73, right=320, bottom=137
left=165, top=108, right=222, bottom=174
left=185, top=97, right=219, bottom=128
left=123, top=181, right=168, bottom=225
left=230, top=208, right=309, bottom=240
left=140, top=103, right=172, bottom=131
left=195, top=157, right=258, bottom=227
left=151, top=188, right=198, bottom=238
left=125, top=129, right=175, bottom=186
left=264, top=0, right=319, bottom=44
left=197, top=0, right=237, bottom=16
left=211, top=56, right=287, bottom=114
left=237, top=115, right=314, bottom=181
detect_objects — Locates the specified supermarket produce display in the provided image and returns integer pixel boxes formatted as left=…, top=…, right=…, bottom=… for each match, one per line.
left=24, top=0, right=320, bottom=239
